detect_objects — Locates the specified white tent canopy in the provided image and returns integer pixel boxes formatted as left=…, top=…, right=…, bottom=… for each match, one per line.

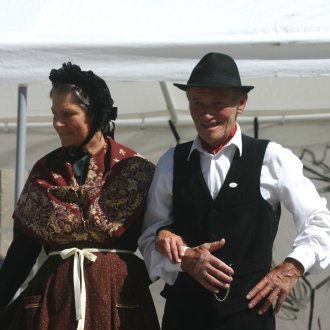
left=1, top=0, right=330, bottom=83
left=0, top=1, right=330, bottom=328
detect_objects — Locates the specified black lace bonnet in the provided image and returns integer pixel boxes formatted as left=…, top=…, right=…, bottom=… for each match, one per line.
left=49, top=62, right=117, bottom=146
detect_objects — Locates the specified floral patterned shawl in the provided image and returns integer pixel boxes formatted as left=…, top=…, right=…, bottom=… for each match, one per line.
left=13, top=137, right=155, bottom=247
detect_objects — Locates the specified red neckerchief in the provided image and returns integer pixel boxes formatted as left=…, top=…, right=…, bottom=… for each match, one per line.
left=201, top=124, right=237, bottom=155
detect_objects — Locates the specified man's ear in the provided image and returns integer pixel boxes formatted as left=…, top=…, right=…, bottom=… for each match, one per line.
left=237, top=94, right=248, bottom=114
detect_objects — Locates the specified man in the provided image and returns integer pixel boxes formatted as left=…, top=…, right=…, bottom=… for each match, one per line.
left=138, top=52, right=330, bottom=329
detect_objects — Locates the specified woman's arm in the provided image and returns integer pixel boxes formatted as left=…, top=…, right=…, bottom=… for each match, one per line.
left=0, top=226, right=41, bottom=313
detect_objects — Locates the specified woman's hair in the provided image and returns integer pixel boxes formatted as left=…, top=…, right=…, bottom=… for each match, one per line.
left=50, top=83, right=92, bottom=116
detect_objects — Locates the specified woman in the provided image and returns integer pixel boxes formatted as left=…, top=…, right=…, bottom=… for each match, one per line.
left=0, top=63, right=159, bottom=330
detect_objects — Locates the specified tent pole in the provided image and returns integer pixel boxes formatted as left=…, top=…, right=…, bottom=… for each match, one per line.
left=15, top=85, right=27, bottom=204
left=160, top=81, right=181, bottom=143
left=253, top=117, right=259, bottom=139
left=159, top=82, right=178, bottom=124
left=168, top=119, right=181, bottom=144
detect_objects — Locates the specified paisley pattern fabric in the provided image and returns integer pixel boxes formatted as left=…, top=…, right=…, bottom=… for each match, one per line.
left=0, top=137, right=160, bottom=330
left=13, top=137, right=154, bottom=246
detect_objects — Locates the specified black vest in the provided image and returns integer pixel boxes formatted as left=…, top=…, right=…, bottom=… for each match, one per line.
left=162, top=134, right=281, bottom=318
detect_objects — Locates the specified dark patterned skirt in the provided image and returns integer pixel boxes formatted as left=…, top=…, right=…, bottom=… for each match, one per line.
left=0, top=251, right=160, bottom=330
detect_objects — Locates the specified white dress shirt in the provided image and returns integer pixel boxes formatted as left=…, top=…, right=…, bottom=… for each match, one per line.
left=138, top=125, right=330, bottom=285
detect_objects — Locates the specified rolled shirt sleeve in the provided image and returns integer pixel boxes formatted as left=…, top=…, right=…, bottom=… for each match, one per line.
left=262, top=142, right=330, bottom=274
left=138, top=148, right=182, bottom=284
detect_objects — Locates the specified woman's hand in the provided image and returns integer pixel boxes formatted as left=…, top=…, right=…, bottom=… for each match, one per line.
left=156, top=228, right=187, bottom=263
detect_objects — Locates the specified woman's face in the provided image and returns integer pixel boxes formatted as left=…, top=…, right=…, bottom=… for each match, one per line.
left=51, top=91, right=91, bottom=147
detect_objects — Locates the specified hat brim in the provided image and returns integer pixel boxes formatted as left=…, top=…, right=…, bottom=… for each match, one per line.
left=173, top=83, right=254, bottom=94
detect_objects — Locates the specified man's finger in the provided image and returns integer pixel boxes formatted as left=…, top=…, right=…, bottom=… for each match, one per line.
left=205, top=268, right=233, bottom=289
left=274, top=292, right=286, bottom=314
left=208, top=265, right=234, bottom=284
left=199, top=277, right=220, bottom=293
left=206, top=238, right=226, bottom=252
left=246, top=277, right=268, bottom=300
left=258, top=288, right=279, bottom=315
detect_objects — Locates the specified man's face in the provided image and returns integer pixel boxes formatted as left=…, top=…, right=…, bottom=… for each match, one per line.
left=188, top=87, right=247, bottom=146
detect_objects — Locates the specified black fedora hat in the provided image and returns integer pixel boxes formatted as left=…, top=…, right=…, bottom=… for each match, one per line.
left=174, top=52, right=254, bottom=94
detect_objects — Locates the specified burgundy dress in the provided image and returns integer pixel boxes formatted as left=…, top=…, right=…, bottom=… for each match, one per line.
left=0, top=137, right=159, bottom=330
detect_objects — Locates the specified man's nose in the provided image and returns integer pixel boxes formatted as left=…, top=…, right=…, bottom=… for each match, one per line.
left=201, top=105, right=216, bottom=116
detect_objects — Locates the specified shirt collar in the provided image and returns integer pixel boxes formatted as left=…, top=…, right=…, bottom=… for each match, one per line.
left=187, top=123, right=243, bottom=160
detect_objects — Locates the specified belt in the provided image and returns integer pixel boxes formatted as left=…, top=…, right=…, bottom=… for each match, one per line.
left=48, top=248, right=134, bottom=330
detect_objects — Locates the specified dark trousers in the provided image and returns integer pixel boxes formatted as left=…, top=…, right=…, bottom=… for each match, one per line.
left=162, top=297, right=275, bottom=330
